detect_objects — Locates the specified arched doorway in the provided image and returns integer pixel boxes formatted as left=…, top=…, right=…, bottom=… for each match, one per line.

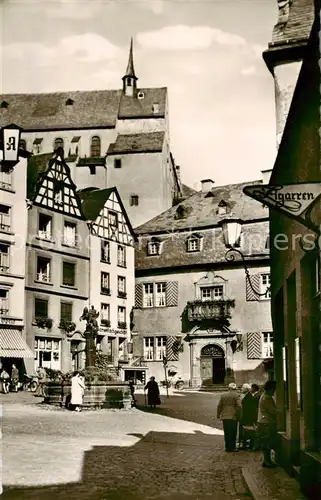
left=200, top=344, right=226, bottom=386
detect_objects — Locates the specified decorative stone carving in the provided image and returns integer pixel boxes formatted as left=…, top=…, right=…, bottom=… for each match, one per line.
left=200, top=344, right=224, bottom=358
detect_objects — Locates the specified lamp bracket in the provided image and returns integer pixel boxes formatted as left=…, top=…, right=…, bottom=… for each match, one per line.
left=225, top=247, right=271, bottom=297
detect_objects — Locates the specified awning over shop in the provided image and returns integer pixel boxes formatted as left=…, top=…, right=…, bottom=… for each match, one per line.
left=0, top=329, right=34, bottom=358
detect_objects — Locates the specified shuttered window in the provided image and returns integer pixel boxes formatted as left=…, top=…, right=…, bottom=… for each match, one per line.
left=35, top=298, right=48, bottom=318
left=60, top=302, right=72, bottom=322
left=62, top=262, right=75, bottom=286
left=136, top=281, right=179, bottom=308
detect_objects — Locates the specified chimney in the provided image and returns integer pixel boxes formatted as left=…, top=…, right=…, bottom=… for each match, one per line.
left=261, top=169, right=272, bottom=185
left=201, top=179, right=214, bottom=192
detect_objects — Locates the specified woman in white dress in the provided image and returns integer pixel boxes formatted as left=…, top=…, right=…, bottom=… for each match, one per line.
left=71, top=371, right=85, bottom=412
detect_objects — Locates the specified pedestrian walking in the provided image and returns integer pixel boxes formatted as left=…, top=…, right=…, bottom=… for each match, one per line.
left=239, top=383, right=258, bottom=450
left=11, top=364, right=19, bottom=392
left=71, top=371, right=85, bottom=412
left=257, top=380, right=278, bottom=468
left=144, top=376, right=160, bottom=409
left=217, top=382, right=242, bottom=452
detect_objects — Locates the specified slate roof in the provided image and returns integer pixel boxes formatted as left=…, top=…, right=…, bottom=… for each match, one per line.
left=0, top=87, right=166, bottom=131
left=181, top=184, right=197, bottom=199
left=135, top=180, right=269, bottom=271
left=118, top=88, right=166, bottom=119
left=135, top=180, right=268, bottom=235
left=135, top=221, right=269, bottom=272
left=78, top=188, right=114, bottom=220
left=271, top=0, right=314, bottom=46
left=107, top=132, right=165, bottom=155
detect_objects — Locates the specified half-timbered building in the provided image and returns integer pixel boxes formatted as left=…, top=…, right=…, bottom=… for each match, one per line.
left=25, top=149, right=90, bottom=373
left=134, top=178, right=273, bottom=387
left=78, top=187, right=136, bottom=380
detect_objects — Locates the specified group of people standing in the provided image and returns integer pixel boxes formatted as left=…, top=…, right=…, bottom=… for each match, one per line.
left=0, top=364, right=19, bottom=393
left=217, top=380, right=277, bottom=468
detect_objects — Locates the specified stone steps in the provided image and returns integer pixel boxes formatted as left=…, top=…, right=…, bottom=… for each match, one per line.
left=199, top=385, right=228, bottom=392
left=242, top=463, right=307, bottom=499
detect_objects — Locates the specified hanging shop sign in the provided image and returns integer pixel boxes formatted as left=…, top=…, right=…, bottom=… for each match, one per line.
left=243, top=182, right=321, bottom=234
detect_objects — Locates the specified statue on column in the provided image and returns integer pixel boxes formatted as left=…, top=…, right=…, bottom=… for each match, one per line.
left=80, top=305, right=99, bottom=368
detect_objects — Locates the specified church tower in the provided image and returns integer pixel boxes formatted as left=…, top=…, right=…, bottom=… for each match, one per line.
left=122, top=37, right=138, bottom=97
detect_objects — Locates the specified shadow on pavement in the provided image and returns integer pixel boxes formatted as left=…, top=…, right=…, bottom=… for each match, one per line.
left=2, top=427, right=251, bottom=500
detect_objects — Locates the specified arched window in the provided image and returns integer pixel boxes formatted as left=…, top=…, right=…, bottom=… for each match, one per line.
left=19, top=139, right=26, bottom=150
left=90, top=136, right=101, bottom=157
left=54, top=137, right=64, bottom=151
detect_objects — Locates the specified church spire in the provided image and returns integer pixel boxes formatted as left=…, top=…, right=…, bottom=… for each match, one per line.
left=122, top=37, right=138, bottom=96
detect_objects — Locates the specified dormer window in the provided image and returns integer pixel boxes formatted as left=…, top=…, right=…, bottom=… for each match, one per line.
left=137, top=91, right=145, bottom=99
left=0, top=101, right=8, bottom=109
left=152, top=103, right=159, bottom=113
left=147, top=238, right=161, bottom=256
left=217, top=200, right=228, bottom=215
left=175, top=205, right=186, bottom=220
left=187, top=233, right=202, bottom=252
left=65, top=98, right=74, bottom=105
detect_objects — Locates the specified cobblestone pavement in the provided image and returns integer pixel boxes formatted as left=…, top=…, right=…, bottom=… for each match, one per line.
left=1, top=391, right=259, bottom=499
left=135, top=390, right=224, bottom=429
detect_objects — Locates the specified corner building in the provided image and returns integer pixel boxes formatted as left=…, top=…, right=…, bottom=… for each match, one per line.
left=133, top=179, right=273, bottom=388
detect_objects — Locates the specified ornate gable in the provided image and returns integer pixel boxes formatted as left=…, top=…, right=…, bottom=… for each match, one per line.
left=33, top=153, right=83, bottom=218
left=93, top=190, right=134, bottom=245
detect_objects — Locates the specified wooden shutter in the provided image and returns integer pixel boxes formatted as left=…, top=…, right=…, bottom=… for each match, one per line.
left=246, top=274, right=260, bottom=301
left=166, top=336, right=180, bottom=361
left=35, top=298, right=48, bottom=318
left=62, top=262, right=75, bottom=286
left=166, top=281, right=178, bottom=307
left=247, top=332, right=262, bottom=359
left=60, top=302, right=72, bottom=322
left=135, top=283, right=143, bottom=308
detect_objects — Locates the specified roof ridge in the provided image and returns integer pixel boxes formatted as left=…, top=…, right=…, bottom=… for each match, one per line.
left=0, top=87, right=167, bottom=98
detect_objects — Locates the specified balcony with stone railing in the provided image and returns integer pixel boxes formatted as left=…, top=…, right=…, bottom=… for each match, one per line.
left=183, top=299, right=235, bottom=330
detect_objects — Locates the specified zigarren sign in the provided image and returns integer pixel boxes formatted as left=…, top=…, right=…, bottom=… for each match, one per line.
left=243, top=182, right=321, bottom=235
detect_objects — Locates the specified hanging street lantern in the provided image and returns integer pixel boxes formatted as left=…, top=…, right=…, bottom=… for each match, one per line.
left=0, top=123, right=23, bottom=170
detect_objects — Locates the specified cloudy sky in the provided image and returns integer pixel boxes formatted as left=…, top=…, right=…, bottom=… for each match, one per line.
left=1, top=0, right=278, bottom=189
